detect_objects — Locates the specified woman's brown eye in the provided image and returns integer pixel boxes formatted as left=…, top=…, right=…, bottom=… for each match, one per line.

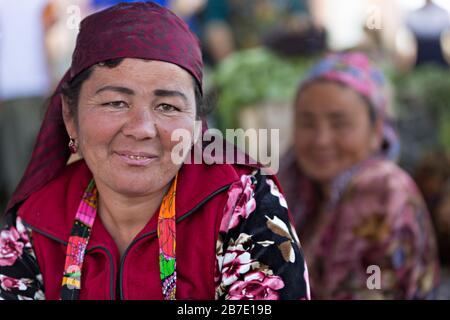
left=298, top=120, right=315, bottom=129
left=156, top=104, right=178, bottom=112
left=332, top=120, right=349, bottom=130
left=102, top=101, right=128, bottom=108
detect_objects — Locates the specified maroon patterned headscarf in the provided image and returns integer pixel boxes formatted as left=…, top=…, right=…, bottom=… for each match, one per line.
left=6, top=2, right=203, bottom=213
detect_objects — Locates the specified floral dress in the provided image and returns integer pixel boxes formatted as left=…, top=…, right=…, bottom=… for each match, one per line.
left=0, top=214, right=44, bottom=300
left=0, top=170, right=310, bottom=300
left=280, top=156, right=440, bottom=300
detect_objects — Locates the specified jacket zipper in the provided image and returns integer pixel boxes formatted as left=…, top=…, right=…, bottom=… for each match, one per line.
left=117, top=184, right=231, bottom=300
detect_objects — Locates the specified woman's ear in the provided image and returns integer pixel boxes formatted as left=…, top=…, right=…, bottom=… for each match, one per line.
left=61, top=94, right=78, bottom=139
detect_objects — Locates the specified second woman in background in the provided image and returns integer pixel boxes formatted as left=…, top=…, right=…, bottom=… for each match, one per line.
left=279, top=52, right=440, bottom=299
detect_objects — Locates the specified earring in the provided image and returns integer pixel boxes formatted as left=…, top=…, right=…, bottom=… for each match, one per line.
left=68, top=136, right=78, bottom=154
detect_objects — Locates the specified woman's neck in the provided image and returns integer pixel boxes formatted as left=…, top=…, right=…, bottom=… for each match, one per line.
left=95, top=182, right=169, bottom=255
left=317, top=181, right=332, bottom=204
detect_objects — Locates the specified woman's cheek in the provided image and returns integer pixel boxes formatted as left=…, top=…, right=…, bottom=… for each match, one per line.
left=161, top=120, right=195, bottom=147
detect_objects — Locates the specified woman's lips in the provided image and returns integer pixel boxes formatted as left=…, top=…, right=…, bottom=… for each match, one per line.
left=114, top=151, right=157, bottom=166
left=308, top=154, right=336, bottom=167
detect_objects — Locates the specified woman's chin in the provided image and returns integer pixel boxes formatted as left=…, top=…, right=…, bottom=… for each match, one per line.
left=95, top=161, right=174, bottom=197
left=112, top=183, right=153, bottom=197
left=302, top=165, right=340, bottom=184
left=106, top=174, right=156, bottom=196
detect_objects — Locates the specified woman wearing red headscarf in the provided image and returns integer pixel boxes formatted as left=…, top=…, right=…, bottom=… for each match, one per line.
left=0, top=3, right=309, bottom=300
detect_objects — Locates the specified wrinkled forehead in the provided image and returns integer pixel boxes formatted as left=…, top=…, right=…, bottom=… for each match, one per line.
left=89, top=59, right=195, bottom=89
left=295, top=80, right=374, bottom=119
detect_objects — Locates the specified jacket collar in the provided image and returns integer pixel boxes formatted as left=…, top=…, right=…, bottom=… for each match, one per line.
left=18, top=159, right=249, bottom=246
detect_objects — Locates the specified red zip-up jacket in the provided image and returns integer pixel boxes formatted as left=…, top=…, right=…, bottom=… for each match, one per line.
left=0, top=160, right=310, bottom=300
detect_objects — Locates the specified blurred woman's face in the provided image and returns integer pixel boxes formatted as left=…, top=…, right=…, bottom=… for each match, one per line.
left=63, top=58, right=197, bottom=197
left=294, top=81, right=382, bottom=185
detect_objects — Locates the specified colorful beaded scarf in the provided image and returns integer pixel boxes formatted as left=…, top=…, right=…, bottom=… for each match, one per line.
left=60, top=176, right=178, bottom=300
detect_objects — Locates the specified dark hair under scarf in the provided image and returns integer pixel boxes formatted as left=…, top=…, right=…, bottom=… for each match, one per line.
left=6, top=2, right=203, bottom=214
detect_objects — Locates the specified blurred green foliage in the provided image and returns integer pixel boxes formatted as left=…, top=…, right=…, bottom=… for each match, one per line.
left=212, top=47, right=315, bottom=131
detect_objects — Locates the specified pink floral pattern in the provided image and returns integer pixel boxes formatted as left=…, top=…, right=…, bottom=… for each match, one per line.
left=0, top=275, right=28, bottom=292
left=228, top=272, right=285, bottom=300
left=220, top=175, right=257, bottom=233
left=216, top=172, right=310, bottom=300
left=222, top=249, right=255, bottom=286
left=0, top=225, right=24, bottom=267
left=0, top=214, right=45, bottom=300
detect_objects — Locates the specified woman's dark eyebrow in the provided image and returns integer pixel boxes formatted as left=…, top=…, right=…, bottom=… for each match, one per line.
left=296, top=111, right=315, bottom=119
left=328, top=112, right=348, bottom=120
left=153, top=89, right=188, bottom=103
left=94, top=87, right=188, bottom=103
left=95, top=86, right=135, bottom=95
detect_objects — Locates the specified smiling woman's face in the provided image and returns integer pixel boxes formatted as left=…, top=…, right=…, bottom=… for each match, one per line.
left=294, top=81, right=382, bottom=185
left=62, top=58, right=197, bottom=197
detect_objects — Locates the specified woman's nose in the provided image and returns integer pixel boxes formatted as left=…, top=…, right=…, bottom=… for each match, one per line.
left=122, top=106, right=158, bottom=140
left=314, top=126, right=333, bottom=147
